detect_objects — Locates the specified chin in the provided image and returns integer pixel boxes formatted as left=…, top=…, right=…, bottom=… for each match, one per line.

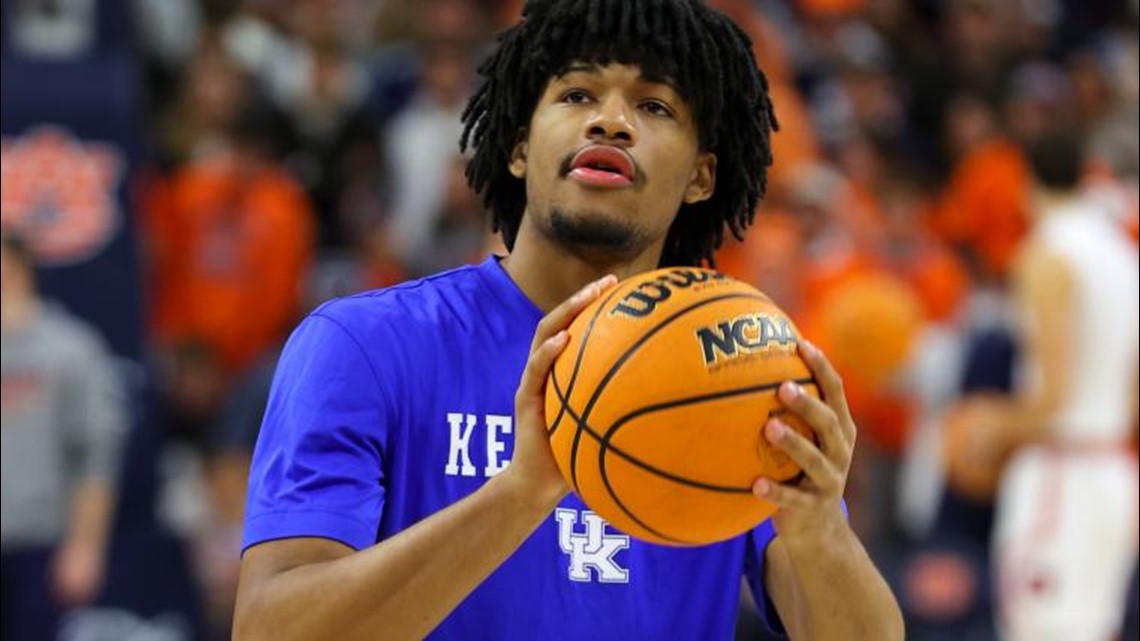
left=547, top=206, right=639, bottom=253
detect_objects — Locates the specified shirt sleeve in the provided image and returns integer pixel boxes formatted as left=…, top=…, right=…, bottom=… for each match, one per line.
left=242, top=311, right=395, bottom=552
left=743, top=518, right=788, bottom=638
left=59, top=325, right=128, bottom=486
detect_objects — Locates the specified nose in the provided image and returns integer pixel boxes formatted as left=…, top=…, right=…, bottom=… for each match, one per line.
left=585, top=95, right=636, bottom=145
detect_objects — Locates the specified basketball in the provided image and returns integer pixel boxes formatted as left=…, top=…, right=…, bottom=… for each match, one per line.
left=545, top=268, right=820, bottom=546
left=809, top=272, right=922, bottom=388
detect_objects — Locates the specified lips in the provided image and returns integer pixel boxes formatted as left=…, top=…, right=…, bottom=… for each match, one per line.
left=568, top=145, right=635, bottom=187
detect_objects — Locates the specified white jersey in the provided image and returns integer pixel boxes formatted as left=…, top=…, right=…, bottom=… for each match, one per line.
left=1026, top=198, right=1139, bottom=443
left=994, top=196, right=1139, bottom=641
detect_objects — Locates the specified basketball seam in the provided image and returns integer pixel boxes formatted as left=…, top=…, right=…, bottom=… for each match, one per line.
left=558, top=376, right=819, bottom=492
left=599, top=376, right=821, bottom=486
left=568, top=292, right=767, bottom=493
left=547, top=284, right=626, bottom=437
left=554, top=374, right=818, bottom=544
left=597, top=377, right=817, bottom=543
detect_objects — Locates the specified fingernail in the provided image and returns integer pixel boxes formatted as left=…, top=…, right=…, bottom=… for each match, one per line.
left=755, top=479, right=771, bottom=496
left=780, top=381, right=802, bottom=400
left=766, top=419, right=787, bottom=441
left=799, top=339, right=819, bottom=359
left=551, top=330, right=569, bottom=344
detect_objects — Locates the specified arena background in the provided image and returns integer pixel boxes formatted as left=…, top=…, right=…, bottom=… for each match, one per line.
left=1, top=0, right=1137, bottom=639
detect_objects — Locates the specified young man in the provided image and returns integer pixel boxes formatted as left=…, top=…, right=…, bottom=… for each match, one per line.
left=235, top=2, right=903, bottom=639
left=970, top=129, right=1139, bottom=641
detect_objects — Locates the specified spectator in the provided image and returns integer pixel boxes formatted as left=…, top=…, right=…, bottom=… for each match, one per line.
left=1, top=231, right=128, bottom=640
left=146, top=57, right=315, bottom=383
left=142, top=53, right=314, bottom=638
left=383, top=32, right=479, bottom=267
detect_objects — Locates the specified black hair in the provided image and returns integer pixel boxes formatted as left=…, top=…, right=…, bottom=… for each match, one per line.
left=1024, top=127, right=1084, bottom=191
left=460, top=0, right=777, bottom=267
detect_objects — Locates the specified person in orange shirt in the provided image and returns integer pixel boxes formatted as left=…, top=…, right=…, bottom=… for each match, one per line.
left=142, top=76, right=314, bottom=635
left=148, top=132, right=313, bottom=380
left=144, top=47, right=314, bottom=376
left=936, top=92, right=1030, bottom=282
left=878, top=171, right=970, bottom=324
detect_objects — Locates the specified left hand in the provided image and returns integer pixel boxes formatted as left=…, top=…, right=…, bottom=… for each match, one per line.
left=954, top=395, right=1018, bottom=461
left=51, top=537, right=104, bottom=607
left=753, top=340, right=855, bottom=545
left=942, top=394, right=1018, bottom=500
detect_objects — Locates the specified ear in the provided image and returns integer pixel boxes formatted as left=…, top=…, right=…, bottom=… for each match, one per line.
left=509, top=130, right=529, bottom=178
left=683, top=152, right=716, bottom=204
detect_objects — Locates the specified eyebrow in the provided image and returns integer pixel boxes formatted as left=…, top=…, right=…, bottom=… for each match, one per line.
left=556, top=61, right=680, bottom=94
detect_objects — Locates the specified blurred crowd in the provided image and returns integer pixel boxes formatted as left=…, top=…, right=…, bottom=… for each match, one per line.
left=1, top=0, right=1138, bottom=640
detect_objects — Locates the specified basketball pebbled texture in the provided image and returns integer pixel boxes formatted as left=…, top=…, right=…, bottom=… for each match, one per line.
left=545, top=267, right=820, bottom=546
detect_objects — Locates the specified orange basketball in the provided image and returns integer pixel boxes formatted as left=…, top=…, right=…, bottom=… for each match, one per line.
left=809, top=272, right=922, bottom=389
left=545, top=268, right=820, bottom=546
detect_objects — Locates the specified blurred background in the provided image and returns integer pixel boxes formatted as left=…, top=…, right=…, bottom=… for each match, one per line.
left=0, top=0, right=1136, bottom=640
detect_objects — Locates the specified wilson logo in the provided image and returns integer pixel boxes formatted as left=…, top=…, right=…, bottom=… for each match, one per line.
left=695, top=314, right=796, bottom=365
left=611, top=268, right=727, bottom=318
left=1, top=126, right=123, bottom=265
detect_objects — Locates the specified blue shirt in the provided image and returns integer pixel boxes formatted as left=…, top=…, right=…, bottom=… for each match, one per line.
left=244, top=256, right=786, bottom=639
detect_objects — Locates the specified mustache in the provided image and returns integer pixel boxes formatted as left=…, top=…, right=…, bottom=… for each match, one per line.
left=558, top=146, right=643, bottom=183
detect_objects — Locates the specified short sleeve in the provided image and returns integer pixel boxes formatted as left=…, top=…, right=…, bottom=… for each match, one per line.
left=743, top=518, right=788, bottom=638
left=242, top=312, right=394, bottom=552
left=59, top=326, right=128, bottom=484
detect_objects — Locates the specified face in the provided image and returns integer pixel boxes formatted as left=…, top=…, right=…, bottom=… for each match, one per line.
left=510, top=62, right=716, bottom=257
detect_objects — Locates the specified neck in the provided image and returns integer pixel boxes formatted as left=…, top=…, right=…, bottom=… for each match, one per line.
left=502, top=215, right=664, bottom=313
left=0, top=289, right=39, bottom=332
left=1033, top=187, right=1082, bottom=222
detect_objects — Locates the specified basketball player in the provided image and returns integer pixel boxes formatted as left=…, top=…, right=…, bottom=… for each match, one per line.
left=968, top=128, right=1139, bottom=640
left=234, top=2, right=902, bottom=639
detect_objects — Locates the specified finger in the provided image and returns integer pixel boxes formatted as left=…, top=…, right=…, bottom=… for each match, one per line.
left=752, top=477, right=816, bottom=510
left=531, top=274, right=619, bottom=352
left=777, top=380, right=848, bottom=460
left=517, top=330, right=571, bottom=409
left=764, top=418, right=843, bottom=493
left=797, top=340, right=855, bottom=443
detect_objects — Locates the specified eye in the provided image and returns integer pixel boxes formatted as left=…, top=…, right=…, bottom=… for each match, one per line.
left=640, top=99, right=674, bottom=118
left=560, top=89, right=594, bottom=104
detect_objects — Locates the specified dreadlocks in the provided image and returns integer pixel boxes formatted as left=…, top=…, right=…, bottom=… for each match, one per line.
left=460, top=0, right=777, bottom=267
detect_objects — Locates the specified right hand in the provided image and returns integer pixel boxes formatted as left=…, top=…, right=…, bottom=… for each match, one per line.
left=504, top=274, right=618, bottom=510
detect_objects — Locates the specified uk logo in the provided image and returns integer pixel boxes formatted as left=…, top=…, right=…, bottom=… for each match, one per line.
left=0, top=126, right=123, bottom=265
left=555, top=508, right=630, bottom=583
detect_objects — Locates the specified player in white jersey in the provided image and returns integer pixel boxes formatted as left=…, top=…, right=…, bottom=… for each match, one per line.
left=967, top=128, right=1139, bottom=641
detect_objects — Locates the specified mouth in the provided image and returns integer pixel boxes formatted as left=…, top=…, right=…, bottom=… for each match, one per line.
left=566, top=145, right=635, bottom=188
